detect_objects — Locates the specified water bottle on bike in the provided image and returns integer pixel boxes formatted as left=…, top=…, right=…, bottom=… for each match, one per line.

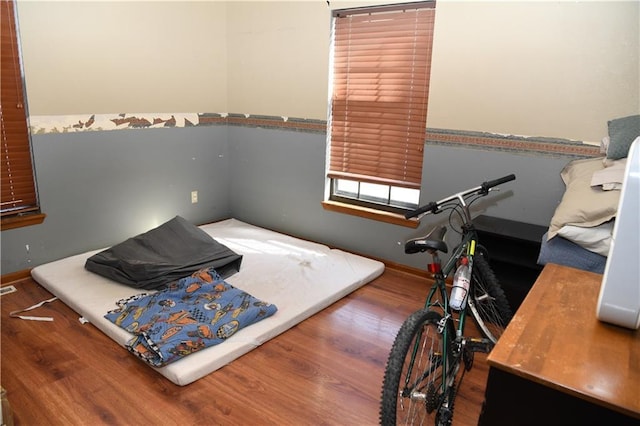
left=450, top=256, right=471, bottom=311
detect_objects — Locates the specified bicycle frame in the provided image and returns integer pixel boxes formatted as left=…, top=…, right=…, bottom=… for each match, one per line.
left=404, top=192, right=483, bottom=412
left=420, top=188, right=479, bottom=318
left=382, top=174, right=515, bottom=425
left=424, top=226, right=478, bottom=321
left=407, top=226, right=479, bottom=404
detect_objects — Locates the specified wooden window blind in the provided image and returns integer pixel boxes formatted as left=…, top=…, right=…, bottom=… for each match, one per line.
left=1, top=0, right=38, bottom=218
left=328, top=2, right=435, bottom=190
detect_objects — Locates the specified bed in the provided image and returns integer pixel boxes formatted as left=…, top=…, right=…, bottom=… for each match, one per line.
left=30, top=218, right=385, bottom=386
left=538, top=116, right=639, bottom=273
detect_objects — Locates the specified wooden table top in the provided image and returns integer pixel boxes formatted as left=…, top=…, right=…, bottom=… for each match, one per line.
left=488, top=263, right=640, bottom=419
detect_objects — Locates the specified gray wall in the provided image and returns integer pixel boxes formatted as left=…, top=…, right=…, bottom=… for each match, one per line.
left=1, top=126, right=231, bottom=273
left=1, top=125, right=572, bottom=274
left=228, top=126, right=570, bottom=270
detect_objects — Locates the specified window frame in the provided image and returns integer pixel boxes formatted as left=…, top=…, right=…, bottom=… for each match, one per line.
left=323, top=1, right=436, bottom=227
left=1, top=0, right=44, bottom=231
left=330, top=178, right=420, bottom=214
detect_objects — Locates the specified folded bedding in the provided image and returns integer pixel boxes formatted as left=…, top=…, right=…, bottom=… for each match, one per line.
left=85, top=216, right=243, bottom=290
left=540, top=118, right=638, bottom=271
left=105, top=266, right=277, bottom=367
left=547, top=157, right=619, bottom=240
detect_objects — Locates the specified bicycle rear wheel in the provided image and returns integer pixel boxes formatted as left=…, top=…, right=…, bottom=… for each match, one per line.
left=467, top=255, right=513, bottom=344
left=380, top=309, right=455, bottom=426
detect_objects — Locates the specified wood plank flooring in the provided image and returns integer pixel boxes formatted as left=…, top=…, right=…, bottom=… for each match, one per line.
left=1, top=268, right=488, bottom=425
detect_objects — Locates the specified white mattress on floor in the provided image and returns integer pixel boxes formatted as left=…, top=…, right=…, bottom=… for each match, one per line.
left=30, top=218, right=385, bottom=386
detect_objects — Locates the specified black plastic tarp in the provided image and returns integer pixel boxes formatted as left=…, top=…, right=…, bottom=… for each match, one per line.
left=85, top=216, right=242, bottom=290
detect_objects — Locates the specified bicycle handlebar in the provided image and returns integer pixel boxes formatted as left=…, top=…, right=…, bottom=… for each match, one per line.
left=480, top=174, right=516, bottom=194
left=405, top=174, right=516, bottom=220
left=404, top=201, right=438, bottom=219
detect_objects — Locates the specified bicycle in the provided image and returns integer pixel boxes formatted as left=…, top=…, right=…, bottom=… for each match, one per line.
left=380, top=174, right=516, bottom=426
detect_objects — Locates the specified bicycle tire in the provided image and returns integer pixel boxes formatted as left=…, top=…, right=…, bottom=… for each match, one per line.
left=467, top=254, right=513, bottom=344
left=380, top=309, right=455, bottom=426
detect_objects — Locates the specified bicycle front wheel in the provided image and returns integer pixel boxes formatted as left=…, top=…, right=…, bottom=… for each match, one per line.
left=468, top=255, right=513, bottom=344
left=380, top=309, right=455, bottom=426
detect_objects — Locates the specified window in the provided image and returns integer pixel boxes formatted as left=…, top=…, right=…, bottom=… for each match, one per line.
left=1, top=0, right=43, bottom=230
left=325, top=1, right=436, bottom=222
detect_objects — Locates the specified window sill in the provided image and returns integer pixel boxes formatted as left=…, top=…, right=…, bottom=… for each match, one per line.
left=1, top=212, right=46, bottom=231
left=322, top=200, right=418, bottom=228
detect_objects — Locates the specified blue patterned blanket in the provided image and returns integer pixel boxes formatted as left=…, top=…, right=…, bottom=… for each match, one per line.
left=105, top=267, right=277, bottom=366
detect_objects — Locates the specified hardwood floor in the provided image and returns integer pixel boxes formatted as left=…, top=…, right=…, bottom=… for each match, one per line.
left=1, top=268, right=488, bottom=425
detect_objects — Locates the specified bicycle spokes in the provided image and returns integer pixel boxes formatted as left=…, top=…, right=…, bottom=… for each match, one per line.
left=401, top=351, right=443, bottom=401
left=468, top=255, right=512, bottom=343
left=381, top=310, right=452, bottom=425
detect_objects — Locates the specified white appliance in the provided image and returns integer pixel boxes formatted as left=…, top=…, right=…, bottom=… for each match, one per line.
left=596, top=137, right=640, bottom=329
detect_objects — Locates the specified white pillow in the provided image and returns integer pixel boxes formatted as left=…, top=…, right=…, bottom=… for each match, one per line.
left=557, top=220, right=614, bottom=257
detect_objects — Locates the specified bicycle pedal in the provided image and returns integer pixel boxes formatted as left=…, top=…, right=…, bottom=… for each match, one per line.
left=466, top=337, right=493, bottom=353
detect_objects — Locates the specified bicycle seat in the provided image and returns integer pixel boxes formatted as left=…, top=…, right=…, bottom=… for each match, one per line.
left=405, top=225, right=448, bottom=254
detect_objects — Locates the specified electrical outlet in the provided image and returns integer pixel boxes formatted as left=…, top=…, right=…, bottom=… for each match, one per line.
left=191, top=190, right=198, bottom=204
left=1, top=285, right=17, bottom=296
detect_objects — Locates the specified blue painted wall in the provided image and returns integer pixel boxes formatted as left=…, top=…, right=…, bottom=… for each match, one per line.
left=1, top=124, right=573, bottom=275
left=1, top=126, right=230, bottom=273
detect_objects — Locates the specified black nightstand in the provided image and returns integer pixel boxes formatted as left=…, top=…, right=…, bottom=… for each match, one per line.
left=473, top=215, right=547, bottom=312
